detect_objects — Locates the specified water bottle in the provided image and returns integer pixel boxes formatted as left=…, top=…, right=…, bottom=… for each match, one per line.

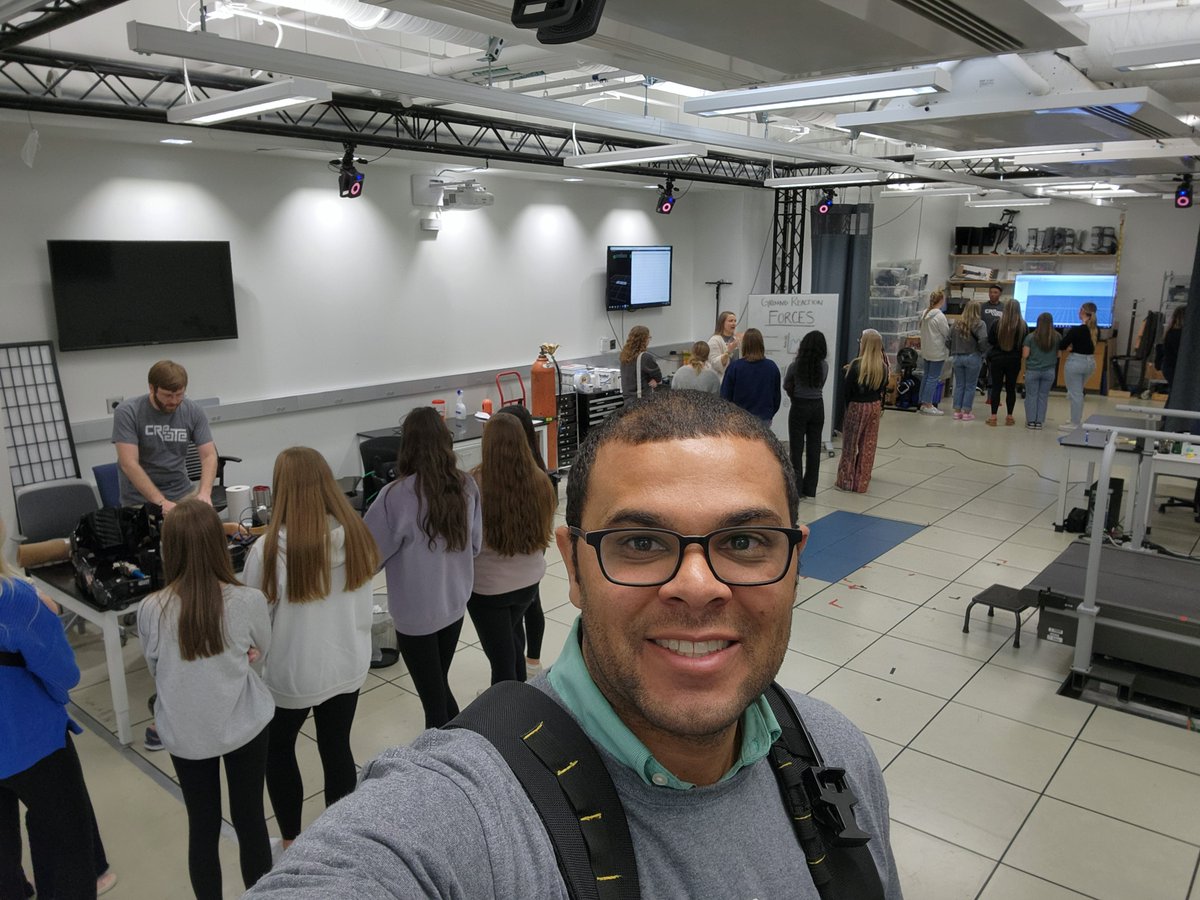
left=454, top=389, right=467, bottom=420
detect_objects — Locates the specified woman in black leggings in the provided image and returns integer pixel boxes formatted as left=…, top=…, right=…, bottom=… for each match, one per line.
left=986, top=299, right=1027, bottom=427
left=242, top=447, right=381, bottom=849
left=137, top=501, right=275, bottom=900
left=468, top=414, right=558, bottom=684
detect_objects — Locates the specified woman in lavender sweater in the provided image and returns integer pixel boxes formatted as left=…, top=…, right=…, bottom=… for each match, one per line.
left=365, top=406, right=482, bottom=728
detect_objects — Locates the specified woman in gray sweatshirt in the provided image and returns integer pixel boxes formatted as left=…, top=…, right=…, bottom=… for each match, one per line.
left=948, top=299, right=990, bottom=421
left=138, top=500, right=274, bottom=900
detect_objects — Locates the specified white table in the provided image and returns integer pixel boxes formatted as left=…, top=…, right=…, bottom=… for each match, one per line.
left=1130, top=451, right=1200, bottom=546
left=31, top=563, right=144, bottom=746
left=1054, top=420, right=1144, bottom=533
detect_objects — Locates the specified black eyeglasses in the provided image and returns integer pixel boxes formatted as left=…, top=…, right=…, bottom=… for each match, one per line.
left=569, top=526, right=806, bottom=587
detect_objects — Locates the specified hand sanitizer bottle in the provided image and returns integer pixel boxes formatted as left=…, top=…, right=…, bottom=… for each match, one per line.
left=454, top=389, right=467, bottom=420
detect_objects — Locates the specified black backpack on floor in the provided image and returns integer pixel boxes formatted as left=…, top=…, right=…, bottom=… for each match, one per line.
left=448, top=681, right=885, bottom=900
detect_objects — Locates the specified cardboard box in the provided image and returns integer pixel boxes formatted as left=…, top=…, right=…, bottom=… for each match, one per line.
left=955, top=263, right=998, bottom=281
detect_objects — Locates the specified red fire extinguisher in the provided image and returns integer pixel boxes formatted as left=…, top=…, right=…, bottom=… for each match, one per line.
left=531, top=344, right=559, bottom=470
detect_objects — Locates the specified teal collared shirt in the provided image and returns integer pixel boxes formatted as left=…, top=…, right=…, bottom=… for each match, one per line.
left=547, top=618, right=782, bottom=790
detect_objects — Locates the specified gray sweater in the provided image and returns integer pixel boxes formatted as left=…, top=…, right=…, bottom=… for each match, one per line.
left=138, top=583, right=274, bottom=760
left=244, top=682, right=902, bottom=898
left=948, top=319, right=989, bottom=358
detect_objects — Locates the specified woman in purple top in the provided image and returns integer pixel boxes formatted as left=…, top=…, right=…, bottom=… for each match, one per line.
left=364, top=406, right=482, bottom=728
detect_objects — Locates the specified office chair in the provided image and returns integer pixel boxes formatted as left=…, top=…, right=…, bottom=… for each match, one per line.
left=184, top=442, right=241, bottom=511
left=359, top=435, right=403, bottom=512
left=92, top=462, right=121, bottom=509
left=13, top=478, right=101, bottom=637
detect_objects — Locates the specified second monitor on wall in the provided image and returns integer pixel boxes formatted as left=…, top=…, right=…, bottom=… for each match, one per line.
left=606, top=245, right=672, bottom=312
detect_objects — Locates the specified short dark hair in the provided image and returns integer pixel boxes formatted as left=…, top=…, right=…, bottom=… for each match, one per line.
left=566, top=391, right=799, bottom=530
left=989, top=284, right=1002, bottom=294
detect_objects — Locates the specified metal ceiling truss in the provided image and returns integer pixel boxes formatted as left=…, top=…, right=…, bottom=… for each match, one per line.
left=771, top=188, right=806, bottom=294
left=0, top=47, right=819, bottom=186
left=0, top=0, right=128, bottom=53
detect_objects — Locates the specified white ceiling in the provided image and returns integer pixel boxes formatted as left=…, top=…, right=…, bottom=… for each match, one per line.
left=5, top=0, right=1200, bottom=202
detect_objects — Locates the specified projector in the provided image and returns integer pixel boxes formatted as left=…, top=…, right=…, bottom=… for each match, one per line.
left=443, top=180, right=495, bottom=210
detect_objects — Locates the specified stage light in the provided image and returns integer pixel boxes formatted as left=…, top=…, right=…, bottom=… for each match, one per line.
left=1176, top=176, right=1192, bottom=209
left=334, top=142, right=365, bottom=199
left=656, top=176, right=676, bottom=215
left=817, top=189, right=835, bottom=214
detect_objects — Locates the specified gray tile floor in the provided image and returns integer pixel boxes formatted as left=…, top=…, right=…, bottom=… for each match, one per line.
left=56, top=392, right=1200, bottom=899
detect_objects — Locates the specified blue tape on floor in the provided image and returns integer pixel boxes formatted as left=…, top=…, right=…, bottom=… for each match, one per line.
left=799, top=511, right=925, bottom=584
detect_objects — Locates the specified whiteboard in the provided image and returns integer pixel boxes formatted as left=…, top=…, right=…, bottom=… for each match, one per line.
left=743, top=294, right=841, bottom=446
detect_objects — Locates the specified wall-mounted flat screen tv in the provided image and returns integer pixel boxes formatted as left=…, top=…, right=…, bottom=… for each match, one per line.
left=48, top=240, right=238, bottom=351
left=606, top=245, right=672, bottom=311
left=1013, top=273, right=1117, bottom=329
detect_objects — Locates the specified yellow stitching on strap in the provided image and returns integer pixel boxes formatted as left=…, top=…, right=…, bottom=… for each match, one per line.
left=596, top=875, right=622, bottom=882
left=807, top=855, right=826, bottom=867
left=556, top=760, right=579, bottom=776
left=794, top=812, right=812, bottom=821
left=778, top=761, right=793, bottom=769
left=580, top=813, right=602, bottom=822
left=522, top=721, right=544, bottom=741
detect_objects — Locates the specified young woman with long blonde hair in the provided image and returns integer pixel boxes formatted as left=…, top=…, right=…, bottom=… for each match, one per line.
left=241, top=446, right=380, bottom=849
left=948, top=299, right=989, bottom=420
left=985, top=299, right=1027, bottom=426
left=1059, top=301, right=1098, bottom=429
left=836, top=330, right=889, bottom=493
left=364, top=406, right=482, bottom=728
left=708, top=310, right=742, bottom=378
left=671, top=341, right=721, bottom=394
left=138, top=500, right=274, bottom=899
left=917, top=289, right=949, bottom=414
left=467, top=415, right=557, bottom=684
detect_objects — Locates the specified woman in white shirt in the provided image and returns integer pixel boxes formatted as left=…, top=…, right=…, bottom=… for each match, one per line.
left=242, top=446, right=379, bottom=850
left=918, top=289, right=950, bottom=415
left=707, top=310, right=742, bottom=379
left=138, top=500, right=274, bottom=900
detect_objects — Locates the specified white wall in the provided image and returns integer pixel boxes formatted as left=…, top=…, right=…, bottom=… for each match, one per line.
left=0, top=125, right=774, bottom=537
left=871, top=194, right=962, bottom=293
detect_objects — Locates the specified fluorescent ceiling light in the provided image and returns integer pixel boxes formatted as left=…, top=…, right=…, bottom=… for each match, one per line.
left=764, top=172, right=886, bottom=188
left=913, top=143, right=1101, bottom=161
left=1017, top=138, right=1200, bottom=166
left=166, top=78, right=331, bottom=125
left=562, top=177, right=584, bottom=182
left=562, top=141, right=707, bottom=169
left=1113, top=40, right=1200, bottom=72
left=159, top=138, right=193, bottom=145
left=964, top=197, right=1052, bottom=207
left=879, top=185, right=978, bottom=198
left=649, top=81, right=710, bottom=99
left=682, top=67, right=951, bottom=117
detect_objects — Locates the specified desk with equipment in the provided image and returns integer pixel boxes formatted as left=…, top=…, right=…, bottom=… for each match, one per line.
left=1053, top=414, right=1149, bottom=532
left=1117, top=405, right=1200, bottom=547
left=1034, top=421, right=1200, bottom=717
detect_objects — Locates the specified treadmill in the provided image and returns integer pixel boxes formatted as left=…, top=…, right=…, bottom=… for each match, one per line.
left=1029, top=542, right=1200, bottom=710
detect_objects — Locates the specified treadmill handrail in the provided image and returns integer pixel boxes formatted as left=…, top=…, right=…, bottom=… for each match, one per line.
left=1081, top=423, right=1200, bottom=443
left=1115, top=404, right=1200, bottom=421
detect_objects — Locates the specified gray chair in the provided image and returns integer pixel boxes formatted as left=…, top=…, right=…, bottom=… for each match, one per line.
left=13, top=478, right=100, bottom=543
left=184, top=442, right=241, bottom=511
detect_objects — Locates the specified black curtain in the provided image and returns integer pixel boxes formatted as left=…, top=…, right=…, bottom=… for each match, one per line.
left=811, top=203, right=874, bottom=429
left=1164, top=231, right=1200, bottom=435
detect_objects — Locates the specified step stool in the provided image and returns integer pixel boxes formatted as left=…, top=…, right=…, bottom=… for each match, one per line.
left=963, top=584, right=1037, bottom=649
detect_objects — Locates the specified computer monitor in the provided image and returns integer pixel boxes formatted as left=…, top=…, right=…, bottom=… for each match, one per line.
left=605, top=245, right=672, bottom=311
left=1013, top=273, right=1117, bottom=329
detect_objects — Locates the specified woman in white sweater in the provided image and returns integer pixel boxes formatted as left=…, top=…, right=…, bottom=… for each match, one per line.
left=707, top=310, right=742, bottom=379
left=917, top=288, right=950, bottom=415
left=467, top=415, right=557, bottom=684
left=242, top=446, right=380, bottom=850
left=138, top=500, right=274, bottom=900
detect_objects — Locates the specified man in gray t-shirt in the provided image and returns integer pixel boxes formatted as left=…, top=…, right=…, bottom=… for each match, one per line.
left=111, top=360, right=215, bottom=511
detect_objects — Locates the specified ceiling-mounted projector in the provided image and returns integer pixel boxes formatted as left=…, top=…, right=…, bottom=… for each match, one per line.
left=442, top=180, right=495, bottom=210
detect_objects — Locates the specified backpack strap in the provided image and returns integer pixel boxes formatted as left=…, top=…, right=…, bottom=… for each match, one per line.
left=447, top=682, right=641, bottom=900
left=764, top=683, right=886, bottom=900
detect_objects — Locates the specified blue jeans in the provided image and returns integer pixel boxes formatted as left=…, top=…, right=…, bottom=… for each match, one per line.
left=919, top=359, right=945, bottom=406
left=951, top=354, right=982, bottom=411
left=1063, top=354, right=1096, bottom=426
left=1023, top=367, right=1055, bottom=425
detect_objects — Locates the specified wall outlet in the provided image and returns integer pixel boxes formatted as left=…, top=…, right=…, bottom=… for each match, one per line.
left=598, top=336, right=609, bottom=354
left=105, top=396, right=123, bottom=414
left=608, top=338, right=617, bottom=351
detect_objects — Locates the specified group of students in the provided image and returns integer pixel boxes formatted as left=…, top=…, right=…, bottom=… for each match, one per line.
left=1, top=403, right=557, bottom=900
left=917, top=284, right=1116, bottom=431
left=617, top=311, right=891, bottom=497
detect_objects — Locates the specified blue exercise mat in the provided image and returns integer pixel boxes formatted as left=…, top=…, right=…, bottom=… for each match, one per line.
left=799, top=511, right=925, bottom=584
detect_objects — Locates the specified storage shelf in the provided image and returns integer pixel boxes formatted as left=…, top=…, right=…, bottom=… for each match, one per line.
left=951, top=252, right=1117, bottom=259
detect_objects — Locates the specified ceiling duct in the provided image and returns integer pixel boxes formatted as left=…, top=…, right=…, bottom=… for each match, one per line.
left=890, top=0, right=1024, bottom=53
left=837, top=53, right=1192, bottom=150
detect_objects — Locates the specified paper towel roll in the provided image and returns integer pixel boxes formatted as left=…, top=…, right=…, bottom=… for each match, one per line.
left=225, top=485, right=253, bottom=525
